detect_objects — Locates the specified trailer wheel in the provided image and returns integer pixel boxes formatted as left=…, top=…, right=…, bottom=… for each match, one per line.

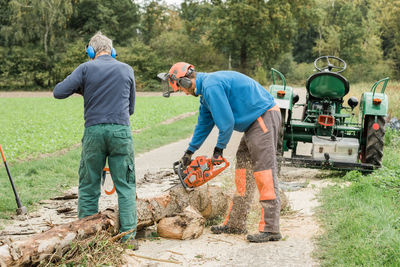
left=363, top=116, right=385, bottom=167
left=277, top=108, right=286, bottom=174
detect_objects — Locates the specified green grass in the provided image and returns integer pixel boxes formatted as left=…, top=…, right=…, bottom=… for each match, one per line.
left=0, top=96, right=198, bottom=162
left=0, top=94, right=199, bottom=220
left=0, top=114, right=198, bottom=220
left=315, top=129, right=400, bottom=266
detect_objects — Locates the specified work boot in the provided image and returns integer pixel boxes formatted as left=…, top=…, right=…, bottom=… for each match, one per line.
left=121, top=239, right=139, bottom=251
left=210, top=225, right=247, bottom=235
left=247, top=232, right=282, bottom=242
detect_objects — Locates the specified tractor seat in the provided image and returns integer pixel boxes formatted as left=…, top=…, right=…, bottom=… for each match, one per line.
left=306, top=72, right=349, bottom=99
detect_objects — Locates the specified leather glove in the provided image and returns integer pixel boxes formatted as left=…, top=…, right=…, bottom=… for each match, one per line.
left=176, top=150, right=193, bottom=168
left=212, top=147, right=224, bottom=165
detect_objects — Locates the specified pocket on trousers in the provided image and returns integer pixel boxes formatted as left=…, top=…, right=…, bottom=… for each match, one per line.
left=126, top=164, right=136, bottom=184
left=78, top=160, right=87, bottom=182
left=114, top=130, right=132, bottom=139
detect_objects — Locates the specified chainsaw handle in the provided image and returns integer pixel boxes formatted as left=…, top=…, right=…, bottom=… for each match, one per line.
left=211, top=156, right=227, bottom=166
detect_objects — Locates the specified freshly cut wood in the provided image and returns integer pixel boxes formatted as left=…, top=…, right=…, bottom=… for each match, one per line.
left=0, top=185, right=229, bottom=267
left=137, top=185, right=230, bottom=230
left=0, top=184, right=288, bottom=266
left=157, top=205, right=206, bottom=240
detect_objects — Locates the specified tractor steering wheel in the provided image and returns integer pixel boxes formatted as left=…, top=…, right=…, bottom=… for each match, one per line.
left=314, top=56, right=347, bottom=73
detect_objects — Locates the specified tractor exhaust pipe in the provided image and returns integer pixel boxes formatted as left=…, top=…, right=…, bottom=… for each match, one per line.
left=0, top=144, right=27, bottom=215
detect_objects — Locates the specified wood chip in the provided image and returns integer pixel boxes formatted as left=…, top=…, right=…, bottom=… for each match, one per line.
left=56, top=207, right=74, bottom=214
left=127, top=252, right=182, bottom=264
left=50, top=193, right=78, bottom=200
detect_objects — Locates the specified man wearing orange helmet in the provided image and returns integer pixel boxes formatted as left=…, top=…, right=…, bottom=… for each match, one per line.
left=159, top=62, right=282, bottom=243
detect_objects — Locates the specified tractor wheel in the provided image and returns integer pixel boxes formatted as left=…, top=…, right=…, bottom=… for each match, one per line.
left=363, top=116, right=385, bottom=167
left=277, top=108, right=286, bottom=174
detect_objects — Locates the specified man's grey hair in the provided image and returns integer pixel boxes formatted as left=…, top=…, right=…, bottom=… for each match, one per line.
left=89, top=32, right=112, bottom=55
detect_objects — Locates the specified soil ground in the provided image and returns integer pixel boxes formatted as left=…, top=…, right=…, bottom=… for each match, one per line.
left=0, top=89, right=333, bottom=266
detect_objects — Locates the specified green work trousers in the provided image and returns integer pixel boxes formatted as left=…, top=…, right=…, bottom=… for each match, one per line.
left=78, top=124, right=136, bottom=241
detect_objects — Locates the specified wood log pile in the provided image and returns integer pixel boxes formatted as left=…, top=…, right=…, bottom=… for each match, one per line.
left=0, top=185, right=229, bottom=266
left=0, top=184, right=288, bottom=266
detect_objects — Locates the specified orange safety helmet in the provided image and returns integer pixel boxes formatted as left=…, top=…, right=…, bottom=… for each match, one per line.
left=168, top=62, right=195, bottom=92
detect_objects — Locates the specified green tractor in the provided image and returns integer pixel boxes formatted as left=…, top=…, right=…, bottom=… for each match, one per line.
left=269, top=56, right=389, bottom=171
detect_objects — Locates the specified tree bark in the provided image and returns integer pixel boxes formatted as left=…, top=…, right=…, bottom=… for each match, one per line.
left=0, top=185, right=229, bottom=267
left=0, top=185, right=288, bottom=266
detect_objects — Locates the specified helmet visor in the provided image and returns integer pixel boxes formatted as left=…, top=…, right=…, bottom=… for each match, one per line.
left=157, top=72, right=173, bottom=97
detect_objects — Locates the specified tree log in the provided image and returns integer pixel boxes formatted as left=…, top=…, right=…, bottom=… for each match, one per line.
left=0, top=209, right=118, bottom=267
left=0, top=184, right=229, bottom=266
left=0, top=184, right=288, bottom=266
left=157, top=205, right=206, bottom=240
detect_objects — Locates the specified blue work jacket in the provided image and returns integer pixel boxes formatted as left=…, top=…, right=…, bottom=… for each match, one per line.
left=188, top=71, right=276, bottom=152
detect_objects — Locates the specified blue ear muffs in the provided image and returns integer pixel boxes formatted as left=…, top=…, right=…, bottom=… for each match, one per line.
left=86, top=45, right=117, bottom=59
left=111, top=48, right=117, bottom=58
left=86, top=45, right=96, bottom=59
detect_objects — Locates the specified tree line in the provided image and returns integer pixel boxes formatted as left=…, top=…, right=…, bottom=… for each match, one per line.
left=0, top=0, right=399, bottom=91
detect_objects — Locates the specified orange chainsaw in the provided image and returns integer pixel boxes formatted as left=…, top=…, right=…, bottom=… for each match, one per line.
left=173, top=156, right=230, bottom=189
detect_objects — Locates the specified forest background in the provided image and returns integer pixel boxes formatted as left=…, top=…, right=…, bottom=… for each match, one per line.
left=0, top=0, right=399, bottom=90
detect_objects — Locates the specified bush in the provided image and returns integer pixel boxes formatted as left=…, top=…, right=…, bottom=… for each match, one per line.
left=345, top=60, right=394, bottom=83
left=251, top=66, right=268, bottom=85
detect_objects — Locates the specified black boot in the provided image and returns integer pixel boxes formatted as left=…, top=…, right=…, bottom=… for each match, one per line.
left=247, top=232, right=282, bottom=242
left=210, top=225, right=247, bottom=235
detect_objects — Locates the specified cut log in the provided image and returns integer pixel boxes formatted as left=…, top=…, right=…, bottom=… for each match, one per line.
left=0, top=184, right=287, bottom=266
left=157, top=205, right=205, bottom=240
left=0, top=209, right=118, bottom=267
left=136, top=185, right=230, bottom=230
left=0, top=184, right=229, bottom=267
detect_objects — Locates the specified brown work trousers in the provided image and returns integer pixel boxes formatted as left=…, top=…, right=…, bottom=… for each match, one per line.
left=224, top=105, right=281, bottom=233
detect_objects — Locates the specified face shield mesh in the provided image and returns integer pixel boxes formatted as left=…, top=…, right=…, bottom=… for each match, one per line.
left=157, top=73, right=173, bottom=97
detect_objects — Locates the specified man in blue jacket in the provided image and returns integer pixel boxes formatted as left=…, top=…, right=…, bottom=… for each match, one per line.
left=162, top=62, right=282, bottom=242
left=53, top=32, right=138, bottom=249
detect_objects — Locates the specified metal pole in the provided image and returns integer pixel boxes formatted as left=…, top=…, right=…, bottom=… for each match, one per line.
left=0, top=144, right=27, bottom=215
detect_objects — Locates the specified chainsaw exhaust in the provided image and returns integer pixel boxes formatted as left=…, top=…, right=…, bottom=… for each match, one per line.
left=0, top=144, right=27, bottom=215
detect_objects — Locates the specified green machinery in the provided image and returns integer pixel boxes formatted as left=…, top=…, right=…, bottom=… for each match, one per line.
left=269, top=56, right=389, bottom=171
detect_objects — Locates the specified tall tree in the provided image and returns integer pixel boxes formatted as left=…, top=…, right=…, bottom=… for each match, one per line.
left=140, top=1, right=169, bottom=45
left=376, top=0, right=400, bottom=76
left=69, top=0, right=139, bottom=45
left=313, top=0, right=382, bottom=64
left=208, top=0, right=313, bottom=73
left=3, top=0, right=73, bottom=54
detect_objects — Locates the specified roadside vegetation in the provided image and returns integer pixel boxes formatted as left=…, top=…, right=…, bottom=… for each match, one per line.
left=1, top=1, right=400, bottom=90
left=315, top=128, right=400, bottom=266
left=0, top=95, right=198, bottom=220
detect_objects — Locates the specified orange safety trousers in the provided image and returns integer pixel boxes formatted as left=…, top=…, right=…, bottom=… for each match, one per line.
left=223, top=105, right=281, bottom=233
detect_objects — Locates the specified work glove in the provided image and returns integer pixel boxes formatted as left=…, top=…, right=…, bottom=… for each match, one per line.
left=175, top=150, right=193, bottom=168
left=212, top=147, right=224, bottom=165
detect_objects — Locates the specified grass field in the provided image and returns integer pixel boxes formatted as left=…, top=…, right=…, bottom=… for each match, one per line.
left=0, top=95, right=199, bottom=220
left=0, top=96, right=199, bottom=162
left=315, top=129, right=400, bottom=266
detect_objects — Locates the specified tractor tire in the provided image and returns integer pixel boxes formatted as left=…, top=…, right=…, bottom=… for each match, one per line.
left=364, top=116, right=385, bottom=167
left=277, top=108, right=286, bottom=175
